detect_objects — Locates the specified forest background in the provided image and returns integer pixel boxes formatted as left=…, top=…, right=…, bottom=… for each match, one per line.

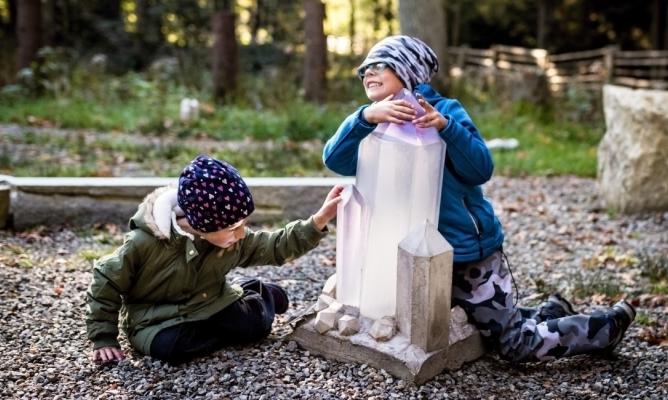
left=0, top=0, right=664, bottom=178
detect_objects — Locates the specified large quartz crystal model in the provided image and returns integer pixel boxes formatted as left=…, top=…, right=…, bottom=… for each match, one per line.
left=292, top=90, right=484, bottom=382
left=336, top=89, right=446, bottom=319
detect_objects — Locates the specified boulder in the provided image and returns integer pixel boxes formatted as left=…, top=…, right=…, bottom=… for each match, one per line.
left=598, top=85, right=668, bottom=213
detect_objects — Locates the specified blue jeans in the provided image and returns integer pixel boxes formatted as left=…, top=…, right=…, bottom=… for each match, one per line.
left=150, top=278, right=276, bottom=363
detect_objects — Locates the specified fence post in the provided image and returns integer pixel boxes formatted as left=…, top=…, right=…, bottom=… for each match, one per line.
left=490, top=45, right=500, bottom=70
left=457, top=45, right=468, bottom=69
left=603, top=45, right=619, bottom=83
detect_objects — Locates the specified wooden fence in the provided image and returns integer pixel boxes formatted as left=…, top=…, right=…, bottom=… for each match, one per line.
left=447, top=45, right=668, bottom=92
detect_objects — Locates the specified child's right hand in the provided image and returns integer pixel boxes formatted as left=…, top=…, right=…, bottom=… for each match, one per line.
left=92, top=346, right=125, bottom=364
left=363, top=94, right=417, bottom=125
left=312, top=185, right=344, bottom=231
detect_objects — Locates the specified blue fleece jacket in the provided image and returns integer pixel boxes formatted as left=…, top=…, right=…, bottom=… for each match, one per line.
left=323, top=83, right=504, bottom=262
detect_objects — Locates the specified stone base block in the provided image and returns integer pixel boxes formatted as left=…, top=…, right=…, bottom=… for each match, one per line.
left=290, top=315, right=485, bottom=385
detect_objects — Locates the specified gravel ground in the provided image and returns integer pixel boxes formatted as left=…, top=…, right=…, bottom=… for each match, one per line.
left=1, top=176, right=667, bottom=399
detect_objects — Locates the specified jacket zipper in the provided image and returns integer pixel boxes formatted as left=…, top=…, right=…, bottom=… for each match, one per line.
left=462, top=197, right=484, bottom=259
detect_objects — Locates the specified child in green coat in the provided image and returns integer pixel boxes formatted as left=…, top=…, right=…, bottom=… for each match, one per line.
left=86, top=155, right=342, bottom=364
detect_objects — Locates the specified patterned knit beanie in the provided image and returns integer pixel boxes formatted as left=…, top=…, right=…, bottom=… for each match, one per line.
left=177, top=155, right=254, bottom=232
left=357, top=35, right=439, bottom=91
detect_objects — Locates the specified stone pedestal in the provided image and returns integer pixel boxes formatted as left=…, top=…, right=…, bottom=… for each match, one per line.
left=598, top=84, right=668, bottom=213
left=291, top=307, right=484, bottom=385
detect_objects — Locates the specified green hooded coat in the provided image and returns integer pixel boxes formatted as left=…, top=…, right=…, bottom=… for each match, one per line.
left=86, top=187, right=327, bottom=355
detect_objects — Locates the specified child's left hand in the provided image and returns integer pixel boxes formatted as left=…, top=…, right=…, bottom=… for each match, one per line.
left=414, top=98, right=448, bottom=131
left=312, top=185, right=344, bottom=231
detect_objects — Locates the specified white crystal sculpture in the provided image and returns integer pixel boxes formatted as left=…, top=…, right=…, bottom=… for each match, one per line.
left=337, top=89, right=446, bottom=320
left=336, top=185, right=367, bottom=308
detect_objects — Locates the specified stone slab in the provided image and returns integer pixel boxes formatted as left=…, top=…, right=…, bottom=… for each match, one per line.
left=0, top=176, right=353, bottom=229
left=290, top=315, right=485, bottom=385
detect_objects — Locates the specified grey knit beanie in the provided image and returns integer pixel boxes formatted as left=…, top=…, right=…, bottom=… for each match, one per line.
left=357, top=35, right=439, bottom=91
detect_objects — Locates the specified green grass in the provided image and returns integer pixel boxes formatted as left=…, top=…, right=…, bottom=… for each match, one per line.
left=472, top=103, right=603, bottom=177
left=639, top=252, right=668, bottom=295
left=0, top=85, right=605, bottom=177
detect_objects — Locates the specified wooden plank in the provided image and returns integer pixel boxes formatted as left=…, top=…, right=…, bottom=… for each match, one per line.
left=615, top=58, right=668, bottom=67
left=446, top=47, right=493, bottom=58
left=548, top=48, right=607, bottom=62
left=497, top=52, right=540, bottom=65
left=614, top=67, right=668, bottom=79
left=466, top=56, right=494, bottom=67
left=547, top=59, right=604, bottom=75
left=492, top=44, right=547, bottom=57
left=616, top=50, right=668, bottom=58
left=613, top=76, right=668, bottom=89
left=548, top=74, right=605, bottom=84
left=495, top=61, right=542, bottom=72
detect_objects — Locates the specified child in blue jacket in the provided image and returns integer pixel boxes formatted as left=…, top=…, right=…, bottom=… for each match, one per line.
left=323, top=35, right=635, bottom=362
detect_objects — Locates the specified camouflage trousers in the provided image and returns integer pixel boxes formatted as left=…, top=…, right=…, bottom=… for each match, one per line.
left=452, top=251, right=618, bottom=362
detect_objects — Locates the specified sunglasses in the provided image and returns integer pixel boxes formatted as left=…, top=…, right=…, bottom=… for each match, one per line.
left=357, top=62, right=390, bottom=80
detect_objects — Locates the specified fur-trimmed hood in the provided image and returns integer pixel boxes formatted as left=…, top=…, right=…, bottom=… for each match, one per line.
left=129, top=186, right=194, bottom=240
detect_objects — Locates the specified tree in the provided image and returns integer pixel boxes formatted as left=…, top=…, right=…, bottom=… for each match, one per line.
left=398, top=0, right=448, bottom=88
left=303, top=0, right=327, bottom=103
left=16, top=0, right=41, bottom=70
left=212, top=0, right=237, bottom=101
left=537, top=0, right=547, bottom=48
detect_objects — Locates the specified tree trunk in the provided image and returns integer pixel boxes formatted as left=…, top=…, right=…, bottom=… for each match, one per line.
left=42, top=0, right=56, bottom=46
left=135, top=0, right=163, bottom=67
left=349, top=0, right=356, bottom=54
left=303, top=0, right=327, bottom=103
left=537, top=0, right=547, bottom=48
left=5, top=0, right=17, bottom=37
left=398, top=0, right=448, bottom=89
left=16, top=0, right=42, bottom=70
left=250, top=0, right=263, bottom=44
left=372, top=0, right=382, bottom=37
left=384, top=0, right=394, bottom=35
left=664, top=0, right=668, bottom=50
left=451, top=0, right=461, bottom=46
left=650, top=0, right=661, bottom=50
left=212, top=0, right=238, bottom=101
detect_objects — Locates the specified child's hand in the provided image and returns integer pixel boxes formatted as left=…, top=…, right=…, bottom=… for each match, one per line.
left=363, top=94, right=417, bottom=125
left=92, top=346, right=125, bottom=364
left=414, top=98, right=448, bottom=131
left=312, top=185, right=345, bottom=231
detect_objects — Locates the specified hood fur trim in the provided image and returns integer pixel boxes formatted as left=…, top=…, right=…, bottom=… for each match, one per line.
left=139, top=185, right=193, bottom=240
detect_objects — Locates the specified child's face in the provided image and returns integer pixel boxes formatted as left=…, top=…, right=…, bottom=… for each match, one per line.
left=360, top=63, right=405, bottom=102
left=201, top=219, right=247, bottom=248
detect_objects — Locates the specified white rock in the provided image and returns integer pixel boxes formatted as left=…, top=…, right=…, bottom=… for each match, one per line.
left=448, top=306, right=477, bottom=345
left=322, top=273, right=336, bottom=298
left=179, top=98, right=200, bottom=123
left=369, top=316, right=396, bottom=341
left=342, top=305, right=360, bottom=317
left=315, top=294, right=335, bottom=312
left=327, top=301, right=344, bottom=315
left=338, top=315, right=360, bottom=336
left=598, top=85, right=668, bottom=213
left=314, top=309, right=338, bottom=334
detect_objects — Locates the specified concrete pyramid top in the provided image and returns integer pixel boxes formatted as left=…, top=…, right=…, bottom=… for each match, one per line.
left=398, top=221, right=452, bottom=257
